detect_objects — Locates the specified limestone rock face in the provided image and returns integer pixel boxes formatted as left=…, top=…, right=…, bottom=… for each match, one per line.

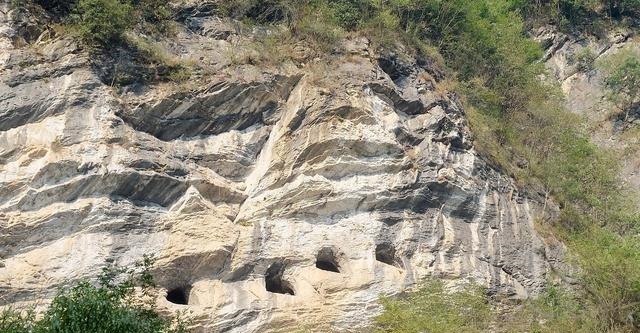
left=1, top=5, right=559, bottom=332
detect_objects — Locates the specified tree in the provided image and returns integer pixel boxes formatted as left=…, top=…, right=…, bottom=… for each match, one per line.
left=73, top=0, right=132, bottom=45
left=604, top=52, right=640, bottom=121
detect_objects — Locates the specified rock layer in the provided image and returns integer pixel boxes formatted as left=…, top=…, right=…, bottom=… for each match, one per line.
left=0, top=5, right=559, bottom=332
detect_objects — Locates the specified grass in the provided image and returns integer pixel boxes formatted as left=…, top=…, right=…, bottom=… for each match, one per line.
left=373, top=279, right=493, bottom=333
left=123, top=34, right=193, bottom=84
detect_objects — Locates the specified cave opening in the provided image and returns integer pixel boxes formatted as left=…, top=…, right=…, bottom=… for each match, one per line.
left=375, top=243, right=398, bottom=267
left=265, top=262, right=295, bottom=295
left=315, top=247, right=340, bottom=273
left=166, top=286, right=190, bottom=305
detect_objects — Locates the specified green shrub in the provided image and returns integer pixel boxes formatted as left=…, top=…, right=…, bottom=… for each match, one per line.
left=73, top=0, right=132, bottom=45
left=573, top=229, right=640, bottom=331
left=132, top=0, right=173, bottom=34
left=219, top=0, right=298, bottom=24
left=514, top=0, right=640, bottom=30
left=328, top=0, right=372, bottom=30
left=0, top=256, right=188, bottom=333
left=133, top=0, right=171, bottom=23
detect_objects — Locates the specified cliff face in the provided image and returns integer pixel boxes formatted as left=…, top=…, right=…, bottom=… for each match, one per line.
left=0, top=3, right=560, bottom=332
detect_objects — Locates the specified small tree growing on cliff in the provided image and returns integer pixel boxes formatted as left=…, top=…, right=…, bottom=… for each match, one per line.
left=73, top=0, right=132, bottom=45
left=603, top=50, right=640, bottom=122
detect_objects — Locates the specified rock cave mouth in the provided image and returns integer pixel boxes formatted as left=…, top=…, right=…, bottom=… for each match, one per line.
left=375, top=243, right=400, bottom=268
left=265, top=262, right=295, bottom=295
left=166, top=286, right=190, bottom=305
left=315, top=247, right=341, bottom=273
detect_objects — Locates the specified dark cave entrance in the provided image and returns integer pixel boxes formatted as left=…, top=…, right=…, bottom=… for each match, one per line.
left=265, top=262, right=295, bottom=295
left=376, top=243, right=399, bottom=267
left=315, top=247, right=340, bottom=273
left=166, top=286, right=190, bottom=305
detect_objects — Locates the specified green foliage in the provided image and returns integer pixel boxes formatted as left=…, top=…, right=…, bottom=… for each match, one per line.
left=601, top=50, right=640, bottom=120
left=132, top=0, right=174, bottom=34
left=0, top=256, right=189, bottom=333
left=73, top=0, right=132, bottom=45
left=29, top=0, right=175, bottom=47
left=219, top=0, right=297, bottom=24
left=329, top=0, right=372, bottom=30
left=133, top=0, right=171, bottom=23
left=373, top=280, right=493, bottom=333
left=32, top=0, right=76, bottom=15
left=499, top=229, right=640, bottom=333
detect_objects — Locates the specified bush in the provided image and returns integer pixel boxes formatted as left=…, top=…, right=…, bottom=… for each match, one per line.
left=132, top=0, right=173, bottom=34
left=329, top=0, right=372, bottom=30
left=73, top=0, right=132, bottom=45
left=573, top=229, right=640, bottom=331
left=133, top=0, right=171, bottom=23
left=0, top=256, right=188, bottom=333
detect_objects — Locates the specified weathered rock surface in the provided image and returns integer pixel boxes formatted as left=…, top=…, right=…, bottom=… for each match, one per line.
left=1, top=4, right=560, bottom=332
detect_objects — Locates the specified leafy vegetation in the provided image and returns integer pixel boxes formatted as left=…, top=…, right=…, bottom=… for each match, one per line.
left=18, top=0, right=189, bottom=84
left=72, top=0, right=132, bottom=45
left=0, top=256, right=188, bottom=333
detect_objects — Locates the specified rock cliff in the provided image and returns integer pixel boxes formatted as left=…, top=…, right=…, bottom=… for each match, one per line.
left=0, top=3, right=559, bottom=332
